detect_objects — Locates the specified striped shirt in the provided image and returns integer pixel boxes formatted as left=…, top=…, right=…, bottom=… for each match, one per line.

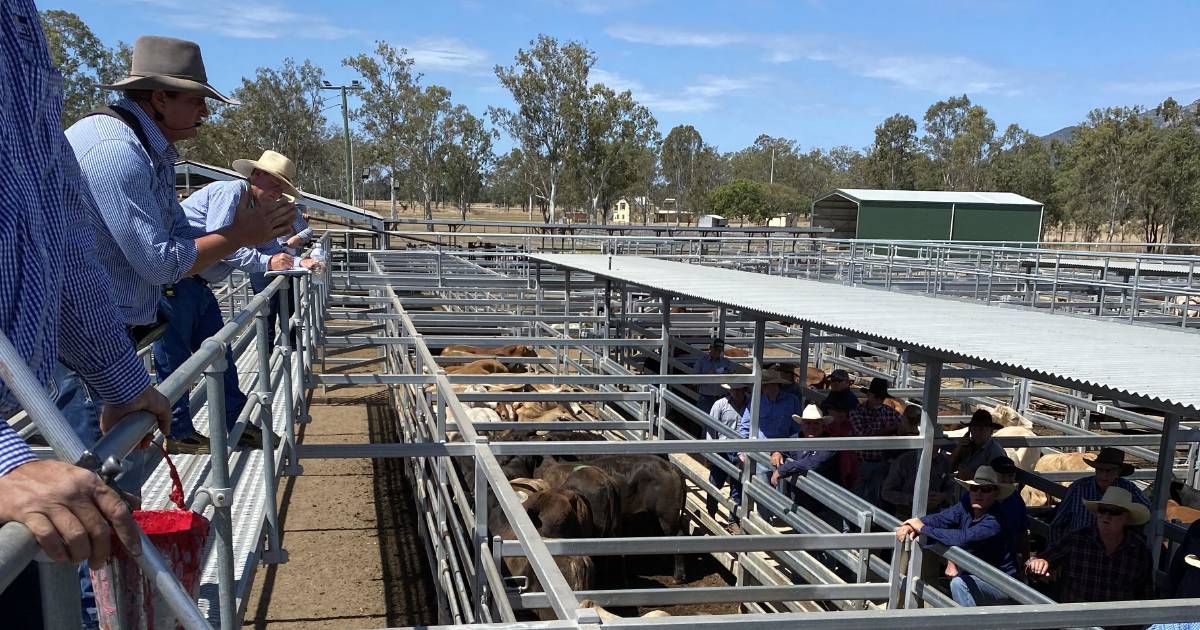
left=65, top=98, right=202, bottom=325
left=256, top=207, right=313, bottom=256
left=183, top=180, right=270, bottom=283
left=0, top=0, right=151, bottom=475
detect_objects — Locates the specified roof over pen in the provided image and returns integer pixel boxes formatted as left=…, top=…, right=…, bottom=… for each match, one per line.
left=820, top=188, right=1043, bottom=206
left=531, top=254, right=1200, bottom=416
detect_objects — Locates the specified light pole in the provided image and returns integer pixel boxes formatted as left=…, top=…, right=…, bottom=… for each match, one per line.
left=322, top=79, right=364, bottom=206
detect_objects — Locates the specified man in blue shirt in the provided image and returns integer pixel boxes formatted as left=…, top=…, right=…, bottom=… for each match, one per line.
left=63, top=36, right=295, bottom=454
left=738, top=369, right=802, bottom=489
left=161, top=150, right=316, bottom=453
left=695, top=337, right=734, bottom=412
left=897, top=466, right=1018, bottom=607
left=819, top=369, right=860, bottom=415
left=0, top=5, right=171, bottom=623
left=1049, top=447, right=1150, bottom=544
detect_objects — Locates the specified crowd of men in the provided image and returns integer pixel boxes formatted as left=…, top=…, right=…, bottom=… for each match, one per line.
left=696, top=336, right=1200, bottom=621
left=0, top=11, right=317, bottom=626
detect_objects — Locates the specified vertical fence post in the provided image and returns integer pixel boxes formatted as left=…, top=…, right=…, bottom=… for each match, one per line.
left=740, top=318, right=765, bottom=521
left=1150, top=413, right=1181, bottom=573
left=203, top=346, right=238, bottom=630
left=657, top=295, right=672, bottom=435
left=277, top=280, right=302, bottom=475
left=473, top=440, right=489, bottom=620
left=904, top=356, right=942, bottom=609
left=798, top=323, right=811, bottom=409
left=253, top=307, right=286, bottom=566
left=37, top=558, right=82, bottom=629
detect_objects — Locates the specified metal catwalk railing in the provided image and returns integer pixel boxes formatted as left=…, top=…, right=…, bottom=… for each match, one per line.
left=0, top=236, right=330, bottom=629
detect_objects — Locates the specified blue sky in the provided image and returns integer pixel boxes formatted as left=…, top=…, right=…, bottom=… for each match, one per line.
left=44, top=0, right=1200, bottom=153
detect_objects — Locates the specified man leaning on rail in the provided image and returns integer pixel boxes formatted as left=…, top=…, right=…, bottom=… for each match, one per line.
left=165, top=150, right=318, bottom=453
left=0, top=2, right=173, bottom=626
left=61, top=35, right=295, bottom=454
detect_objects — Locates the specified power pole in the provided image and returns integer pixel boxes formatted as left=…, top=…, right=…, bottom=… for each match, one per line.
left=322, top=79, right=364, bottom=206
left=769, top=147, right=775, bottom=185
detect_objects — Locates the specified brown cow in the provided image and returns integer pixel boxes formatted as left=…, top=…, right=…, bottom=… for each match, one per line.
left=442, top=344, right=538, bottom=357
left=535, top=463, right=622, bottom=538
left=508, top=402, right=583, bottom=423
left=1167, top=500, right=1200, bottom=525
left=445, top=359, right=511, bottom=375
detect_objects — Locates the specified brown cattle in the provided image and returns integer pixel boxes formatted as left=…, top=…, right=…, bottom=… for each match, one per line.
left=724, top=347, right=749, bottom=358
left=442, top=344, right=538, bottom=357
left=509, top=402, right=583, bottom=423
left=883, top=397, right=906, bottom=414
left=535, top=463, right=622, bottom=538
left=1167, top=500, right=1200, bottom=525
left=445, top=359, right=510, bottom=375
left=803, top=366, right=828, bottom=389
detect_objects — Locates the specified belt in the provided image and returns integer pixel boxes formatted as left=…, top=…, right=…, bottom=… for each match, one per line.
left=126, top=320, right=168, bottom=351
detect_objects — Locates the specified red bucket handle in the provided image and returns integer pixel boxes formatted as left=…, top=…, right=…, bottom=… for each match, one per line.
left=157, top=442, right=187, bottom=511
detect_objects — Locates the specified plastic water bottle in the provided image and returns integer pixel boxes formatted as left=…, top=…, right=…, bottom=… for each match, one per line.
left=309, top=242, right=326, bottom=285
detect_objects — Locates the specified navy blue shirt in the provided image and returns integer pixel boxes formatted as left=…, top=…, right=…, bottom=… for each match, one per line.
left=921, top=501, right=1017, bottom=576
left=820, top=389, right=860, bottom=414
left=960, top=490, right=1028, bottom=552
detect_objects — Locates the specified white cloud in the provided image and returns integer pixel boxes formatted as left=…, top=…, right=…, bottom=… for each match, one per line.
left=590, top=68, right=644, bottom=93
left=552, top=0, right=647, bottom=15
left=605, top=24, right=747, bottom=48
left=607, top=24, right=1018, bottom=95
left=591, top=68, right=756, bottom=113
left=129, top=0, right=359, bottom=40
left=404, top=37, right=489, bottom=72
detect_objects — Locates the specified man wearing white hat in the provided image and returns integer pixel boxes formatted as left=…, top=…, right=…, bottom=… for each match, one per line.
left=61, top=35, right=295, bottom=455
left=154, top=150, right=317, bottom=453
left=896, top=466, right=1019, bottom=607
left=770, top=404, right=837, bottom=487
left=1026, top=486, right=1152, bottom=604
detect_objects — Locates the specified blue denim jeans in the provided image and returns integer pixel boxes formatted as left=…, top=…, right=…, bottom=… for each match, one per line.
left=853, top=458, right=890, bottom=508
left=950, top=574, right=1011, bottom=607
left=152, top=278, right=247, bottom=438
left=707, top=452, right=743, bottom=516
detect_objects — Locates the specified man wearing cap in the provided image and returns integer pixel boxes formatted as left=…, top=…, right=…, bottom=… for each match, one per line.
left=897, top=466, right=1019, bottom=607
left=63, top=36, right=294, bottom=453
left=706, top=383, right=749, bottom=520
left=881, top=405, right=955, bottom=518
left=1027, top=486, right=1153, bottom=604
left=819, top=369, right=860, bottom=415
left=1048, top=447, right=1150, bottom=544
left=949, top=409, right=1007, bottom=481
left=695, top=337, right=734, bottom=412
left=155, top=151, right=318, bottom=453
left=848, top=377, right=904, bottom=506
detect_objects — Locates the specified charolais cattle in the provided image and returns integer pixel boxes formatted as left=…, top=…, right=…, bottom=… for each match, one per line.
left=1021, top=452, right=1092, bottom=507
left=548, top=453, right=688, bottom=583
left=1147, top=479, right=1200, bottom=510
left=579, top=599, right=670, bottom=619
left=445, top=358, right=514, bottom=375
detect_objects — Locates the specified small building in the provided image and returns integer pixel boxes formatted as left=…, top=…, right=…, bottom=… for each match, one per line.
left=611, top=199, right=631, bottom=224
left=811, top=189, right=1044, bottom=242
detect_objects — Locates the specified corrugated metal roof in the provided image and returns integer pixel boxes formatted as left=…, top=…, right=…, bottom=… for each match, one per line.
left=825, top=189, right=1042, bottom=206
left=533, top=254, right=1200, bottom=415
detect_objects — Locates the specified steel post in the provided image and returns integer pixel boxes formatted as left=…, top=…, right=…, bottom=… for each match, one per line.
left=252, top=312, right=286, bottom=566
left=905, top=357, right=942, bottom=608
left=740, top=319, right=766, bottom=520
left=37, top=558, right=82, bottom=630
left=278, top=281, right=301, bottom=474
left=1150, top=413, right=1181, bottom=573
left=203, top=345, right=238, bottom=630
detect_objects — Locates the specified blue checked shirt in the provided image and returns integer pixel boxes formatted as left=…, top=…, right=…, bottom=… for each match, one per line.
left=256, top=207, right=313, bottom=256
left=0, top=0, right=151, bottom=475
left=65, top=98, right=203, bottom=325
left=1048, top=476, right=1150, bottom=544
left=183, top=180, right=270, bottom=283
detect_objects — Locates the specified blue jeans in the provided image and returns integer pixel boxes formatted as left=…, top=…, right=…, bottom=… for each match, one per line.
left=853, top=458, right=890, bottom=507
left=950, top=574, right=1011, bottom=607
left=153, top=278, right=246, bottom=438
left=250, top=272, right=296, bottom=348
left=707, top=452, right=742, bottom=516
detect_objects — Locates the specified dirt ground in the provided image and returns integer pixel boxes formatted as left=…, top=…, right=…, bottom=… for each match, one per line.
left=242, top=374, right=436, bottom=628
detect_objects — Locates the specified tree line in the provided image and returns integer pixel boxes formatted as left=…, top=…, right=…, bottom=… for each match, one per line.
left=42, top=11, right=1200, bottom=242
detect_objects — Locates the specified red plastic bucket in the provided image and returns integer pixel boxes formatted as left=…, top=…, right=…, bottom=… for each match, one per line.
left=92, top=445, right=210, bottom=630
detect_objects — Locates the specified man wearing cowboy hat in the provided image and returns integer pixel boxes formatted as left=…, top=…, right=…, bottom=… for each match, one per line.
left=706, top=382, right=749, bottom=521
left=848, top=377, right=904, bottom=506
left=1027, top=486, right=1153, bottom=604
left=695, top=337, right=734, bottom=412
left=949, top=408, right=1007, bottom=482
left=818, top=368, right=859, bottom=415
left=771, top=404, right=838, bottom=486
left=897, top=466, right=1020, bottom=607
left=152, top=151, right=318, bottom=453
left=1049, top=447, right=1151, bottom=544
left=61, top=35, right=295, bottom=453
left=736, top=369, right=803, bottom=501
left=882, top=405, right=955, bottom=518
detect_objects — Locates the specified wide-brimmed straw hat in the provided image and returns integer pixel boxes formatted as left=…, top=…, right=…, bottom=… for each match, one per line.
left=760, top=369, right=791, bottom=385
left=792, top=404, right=831, bottom=424
left=232, top=150, right=303, bottom=201
left=1083, top=486, right=1150, bottom=525
left=99, top=36, right=238, bottom=104
left=1084, top=447, right=1135, bottom=477
left=955, top=466, right=1016, bottom=500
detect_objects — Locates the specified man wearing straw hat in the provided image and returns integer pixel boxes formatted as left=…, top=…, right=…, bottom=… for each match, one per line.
left=1048, top=447, right=1150, bottom=544
left=896, top=466, right=1020, bottom=607
left=154, top=151, right=318, bottom=454
left=1027, top=486, right=1153, bottom=604
left=62, top=35, right=295, bottom=454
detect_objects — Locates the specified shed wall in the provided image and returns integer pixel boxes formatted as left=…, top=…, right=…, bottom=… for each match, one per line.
left=951, top=205, right=1043, bottom=242
left=856, top=203, right=952, bottom=240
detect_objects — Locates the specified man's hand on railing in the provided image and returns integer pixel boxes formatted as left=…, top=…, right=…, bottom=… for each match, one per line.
left=0, top=460, right=141, bottom=565
left=99, top=385, right=171, bottom=448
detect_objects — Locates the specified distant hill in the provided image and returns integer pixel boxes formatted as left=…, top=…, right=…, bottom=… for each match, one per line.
left=1040, top=98, right=1200, bottom=145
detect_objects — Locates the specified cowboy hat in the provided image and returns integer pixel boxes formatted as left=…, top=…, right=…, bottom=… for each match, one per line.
left=792, top=404, right=831, bottom=424
left=859, top=377, right=892, bottom=398
left=954, top=465, right=1016, bottom=500
left=233, top=150, right=303, bottom=201
left=966, top=408, right=1003, bottom=431
left=1186, top=554, right=1200, bottom=570
left=99, top=36, right=238, bottom=104
left=760, top=369, right=791, bottom=385
left=1084, top=486, right=1150, bottom=525
left=720, top=382, right=749, bottom=391
left=1084, top=447, right=1135, bottom=477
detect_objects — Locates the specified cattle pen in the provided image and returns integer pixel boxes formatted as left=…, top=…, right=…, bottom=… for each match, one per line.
left=4, top=228, right=1200, bottom=629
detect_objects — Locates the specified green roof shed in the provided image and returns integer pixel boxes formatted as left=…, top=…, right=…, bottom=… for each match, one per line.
left=811, top=189, right=1044, bottom=242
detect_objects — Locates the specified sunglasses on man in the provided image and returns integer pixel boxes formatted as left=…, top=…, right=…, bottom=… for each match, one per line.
left=969, top=485, right=997, bottom=494
left=1096, top=505, right=1128, bottom=517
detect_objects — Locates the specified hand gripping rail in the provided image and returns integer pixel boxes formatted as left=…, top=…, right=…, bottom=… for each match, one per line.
left=0, top=330, right=212, bottom=630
